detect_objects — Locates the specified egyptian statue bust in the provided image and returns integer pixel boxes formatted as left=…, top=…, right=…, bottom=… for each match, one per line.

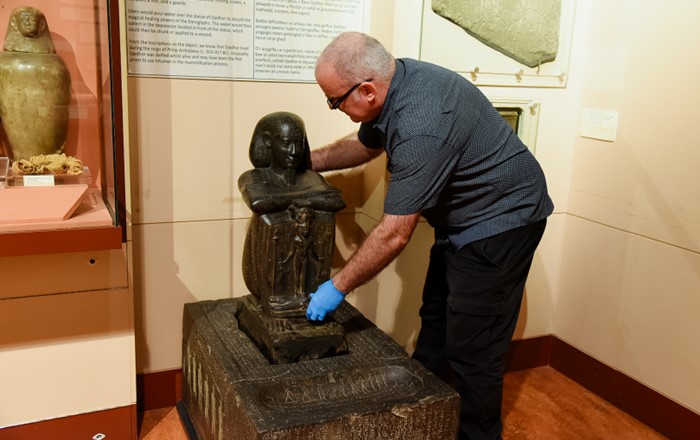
left=0, top=7, right=71, bottom=161
left=239, top=112, right=345, bottom=319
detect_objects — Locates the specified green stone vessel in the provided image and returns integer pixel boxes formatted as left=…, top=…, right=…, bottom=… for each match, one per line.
left=0, top=7, right=71, bottom=162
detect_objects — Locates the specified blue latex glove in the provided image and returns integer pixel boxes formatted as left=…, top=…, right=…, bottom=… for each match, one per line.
left=306, top=279, right=346, bottom=321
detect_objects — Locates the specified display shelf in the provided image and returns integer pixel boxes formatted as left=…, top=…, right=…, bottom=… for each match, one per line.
left=0, top=185, right=89, bottom=224
left=0, top=0, right=125, bottom=257
left=0, top=196, right=122, bottom=256
left=0, top=225, right=122, bottom=258
left=6, top=166, right=92, bottom=187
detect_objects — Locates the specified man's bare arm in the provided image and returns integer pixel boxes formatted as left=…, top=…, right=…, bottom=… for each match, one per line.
left=332, top=212, right=422, bottom=293
left=311, top=132, right=384, bottom=172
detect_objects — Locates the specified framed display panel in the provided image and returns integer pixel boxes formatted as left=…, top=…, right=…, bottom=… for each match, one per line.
left=419, top=0, right=576, bottom=88
left=0, top=0, right=125, bottom=257
left=492, top=97, right=541, bottom=153
left=124, top=0, right=372, bottom=82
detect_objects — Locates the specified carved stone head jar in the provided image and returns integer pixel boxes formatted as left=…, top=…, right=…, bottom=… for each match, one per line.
left=0, top=7, right=71, bottom=162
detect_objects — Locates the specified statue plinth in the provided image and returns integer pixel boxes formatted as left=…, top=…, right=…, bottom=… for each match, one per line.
left=237, top=295, right=347, bottom=364
left=180, top=298, right=460, bottom=440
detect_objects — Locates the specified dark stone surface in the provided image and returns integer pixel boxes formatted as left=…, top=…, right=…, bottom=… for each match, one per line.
left=182, top=297, right=460, bottom=440
left=237, top=295, right=347, bottom=364
left=237, top=112, right=349, bottom=365
left=238, top=112, right=345, bottom=320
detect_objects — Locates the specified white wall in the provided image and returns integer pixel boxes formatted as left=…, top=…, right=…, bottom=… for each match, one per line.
left=127, top=0, right=700, bottom=417
left=389, top=0, right=582, bottom=342
left=128, top=2, right=401, bottom=373
left=555, top=0, right=700, bottom=412
left=129, top=0, right=572, bottom=373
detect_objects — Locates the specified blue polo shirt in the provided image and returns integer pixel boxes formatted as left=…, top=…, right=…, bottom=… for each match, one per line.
left=358, top=58, right=553, bottom=248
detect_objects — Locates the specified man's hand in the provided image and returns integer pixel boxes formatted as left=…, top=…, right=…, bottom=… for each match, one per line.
left=306, top=279, right=346, bottom=321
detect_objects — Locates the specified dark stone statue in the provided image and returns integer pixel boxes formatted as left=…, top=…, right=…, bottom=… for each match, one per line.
left=179, top=117, right=459, bottom=439
left=238, top=112, right=345, bottom=319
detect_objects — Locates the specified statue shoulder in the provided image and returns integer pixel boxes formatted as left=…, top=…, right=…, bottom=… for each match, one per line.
left=239, top=169, right=274, bottom=212
left=238, top=168, right=266, bottom=190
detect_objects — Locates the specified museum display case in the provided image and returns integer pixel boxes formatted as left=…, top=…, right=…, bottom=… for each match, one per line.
left=0, top=0, right=125, bottom=257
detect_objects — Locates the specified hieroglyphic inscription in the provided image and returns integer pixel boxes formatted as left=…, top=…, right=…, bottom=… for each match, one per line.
left=186, top=342, right=224, bottom=440
left=259, top=366, right=424, bottom=413
left=182, top=299, right=461, bottom=439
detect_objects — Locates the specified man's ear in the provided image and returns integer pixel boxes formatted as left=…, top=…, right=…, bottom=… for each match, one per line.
left=360, top=82, right=378, bottom=102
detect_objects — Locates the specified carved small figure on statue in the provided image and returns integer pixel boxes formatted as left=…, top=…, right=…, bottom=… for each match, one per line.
left=280, top=199, right=324, bottom=307
left=239, top=112, right=345, bottom=319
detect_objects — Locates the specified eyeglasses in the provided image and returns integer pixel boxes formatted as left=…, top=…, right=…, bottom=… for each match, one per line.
left=326, top=79, right=372, bottom=110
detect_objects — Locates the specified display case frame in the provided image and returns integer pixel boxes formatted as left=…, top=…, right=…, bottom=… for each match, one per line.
left=0, top=0, right=125, bottom=257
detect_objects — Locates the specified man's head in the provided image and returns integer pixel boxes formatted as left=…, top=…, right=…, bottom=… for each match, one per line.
left=315, top=32, right=395, bottom=123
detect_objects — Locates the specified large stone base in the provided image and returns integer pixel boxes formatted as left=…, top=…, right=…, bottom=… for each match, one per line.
left=237, top=295, right=347, bottom=364
left=182, top=298, right=460, bottom=440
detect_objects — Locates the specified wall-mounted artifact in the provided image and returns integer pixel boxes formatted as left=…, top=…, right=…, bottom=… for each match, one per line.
left=432, top=0, right=561, bottom=68
left=239, top=111, right=346, bottom=319
left=0, top=7, right=71, bottom=162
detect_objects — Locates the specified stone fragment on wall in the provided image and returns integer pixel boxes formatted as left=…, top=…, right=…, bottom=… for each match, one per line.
left=432, top=0, right=561, bottom=68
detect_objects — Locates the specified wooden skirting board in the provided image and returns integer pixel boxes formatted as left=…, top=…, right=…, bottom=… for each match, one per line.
left=3, top=336, right=697, bottom=439
left=138, top=335, right=700, bottom=440
left=0, top=405, right=137, bottom=440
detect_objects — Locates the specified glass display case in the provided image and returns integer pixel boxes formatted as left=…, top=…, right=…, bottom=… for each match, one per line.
left=0, top=0, right=125, bottom=257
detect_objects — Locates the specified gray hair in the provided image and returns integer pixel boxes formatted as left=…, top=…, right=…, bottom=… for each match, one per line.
left=317, top=32, right=395, bottom=84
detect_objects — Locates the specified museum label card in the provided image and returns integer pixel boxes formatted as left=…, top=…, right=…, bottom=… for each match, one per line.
left=580, top=108, right=619, bottom=142
left=23, top=175, right=55, bottom=187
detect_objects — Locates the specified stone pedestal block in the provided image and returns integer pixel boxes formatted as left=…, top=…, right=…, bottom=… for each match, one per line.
left=181, top=297, right=460, bottom=440
left=237, top=295, right=347, bottom=364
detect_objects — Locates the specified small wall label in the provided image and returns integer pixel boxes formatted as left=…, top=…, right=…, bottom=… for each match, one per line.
left=580, top=108, right=619, bottom=142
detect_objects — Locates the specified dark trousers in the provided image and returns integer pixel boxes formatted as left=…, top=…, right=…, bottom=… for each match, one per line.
left=412, top=220, right=547, bottom=440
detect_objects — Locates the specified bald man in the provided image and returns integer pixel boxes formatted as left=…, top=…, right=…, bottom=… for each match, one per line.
left=307, top=32, right=553, bottom=440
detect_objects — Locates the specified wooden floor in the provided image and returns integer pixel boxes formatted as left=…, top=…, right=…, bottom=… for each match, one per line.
left=138, top=366, right=667, bottom=440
